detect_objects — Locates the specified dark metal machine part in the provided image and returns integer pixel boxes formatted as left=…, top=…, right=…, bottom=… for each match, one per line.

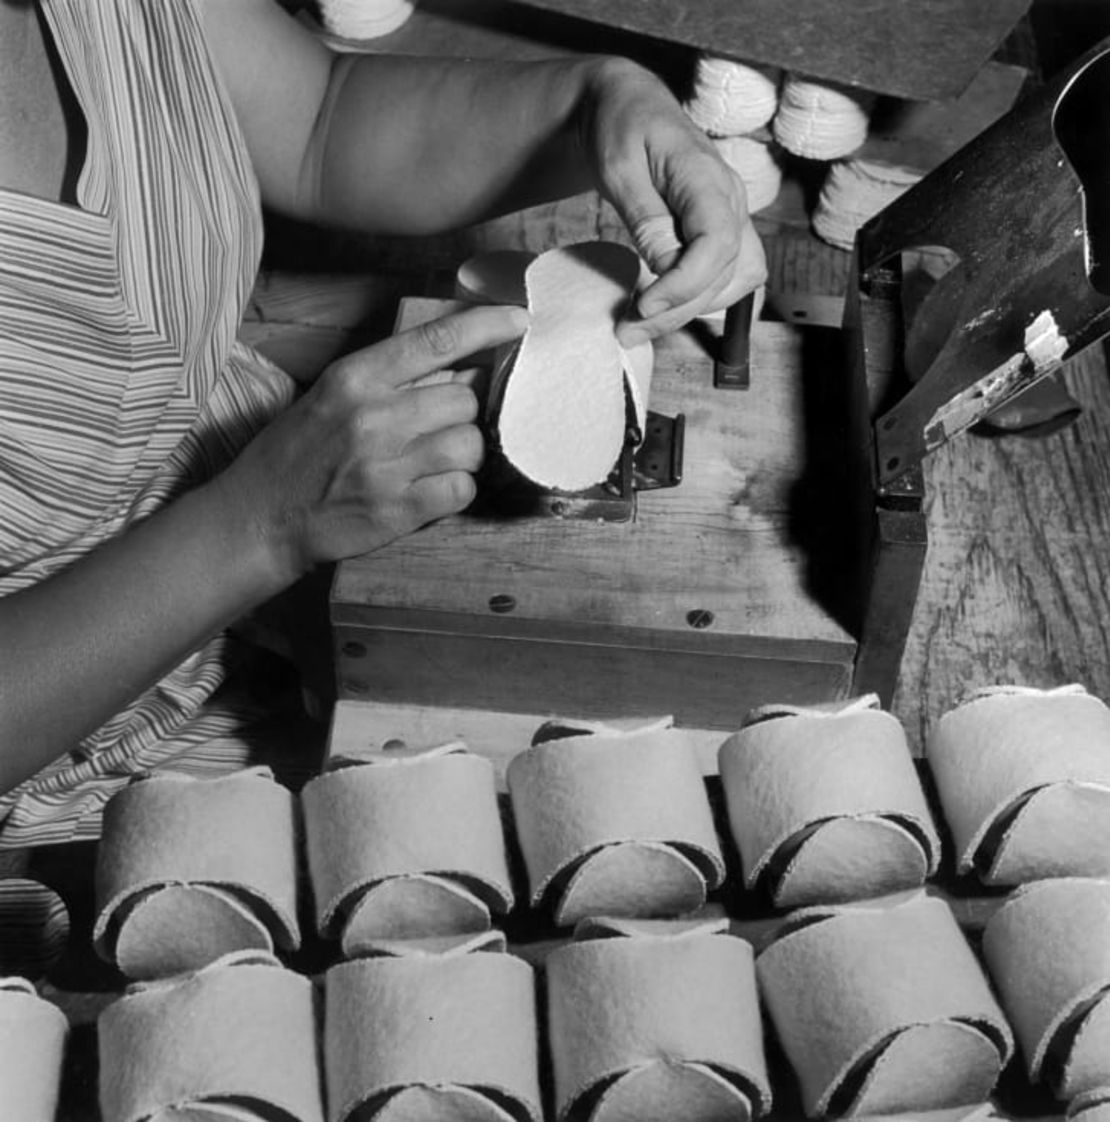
left=864, top=35, right=1110, bottom=493
left=510, top=0, right=1031, bottom=101
left=845, top=36, right=1110, bottom=707
left=476, top=410, right=685, bottom=524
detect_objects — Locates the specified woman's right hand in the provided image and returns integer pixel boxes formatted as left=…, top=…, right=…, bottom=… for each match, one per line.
left=211, top=303, right=530, bottom=584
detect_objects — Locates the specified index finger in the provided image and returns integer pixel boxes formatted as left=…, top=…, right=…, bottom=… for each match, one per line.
left=372, top=304, right=531, bottom=390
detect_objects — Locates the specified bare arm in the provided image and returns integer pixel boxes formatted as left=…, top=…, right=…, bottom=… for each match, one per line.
left=196, top=0, right=766, bottom=341
left=0, top=306, right=527, bottom=796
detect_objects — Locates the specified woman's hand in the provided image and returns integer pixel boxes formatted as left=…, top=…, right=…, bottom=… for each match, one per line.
left=578, top=58, right=768, bottom=346
left=210, top=304, right=529, bottom=584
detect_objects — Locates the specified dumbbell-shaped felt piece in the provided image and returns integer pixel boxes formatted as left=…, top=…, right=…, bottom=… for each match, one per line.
left=926, top=685, right=1110, bottom=884
left=489, top=241, right=648, bottom=492
left=97, top=951, right=324, bottom=1122
left=718, top=695, right=940, bottom=906
left=507, top=721, right=724, bottom=925
left=545, top=916, right=771, bottom=1122
left=93, top=769, right=299, bottom=979
left=325, top=949, right=541, bottom=1122
left=455, top=247, right=654, bottom=448
left=756, top=893, right=1013, bottom=1118
left=0, top=977, right=67, bottom=1122
left=982, top=878, right=1110, bottom=1099
left=302, top=744, right=513, bottom=956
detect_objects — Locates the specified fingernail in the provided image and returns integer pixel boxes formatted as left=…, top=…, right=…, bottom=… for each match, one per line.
left=507, top=306, right=531, bottom=333
left=617, top=322, right=650, bottom=349
left=638, top=295, right=667, bottom=319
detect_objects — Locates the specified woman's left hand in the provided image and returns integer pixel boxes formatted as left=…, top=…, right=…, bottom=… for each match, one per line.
left=578, top=57, right=767, bottom=346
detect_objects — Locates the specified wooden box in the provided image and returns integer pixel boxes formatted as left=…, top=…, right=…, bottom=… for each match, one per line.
left=330, top=296, right=909, bottom=731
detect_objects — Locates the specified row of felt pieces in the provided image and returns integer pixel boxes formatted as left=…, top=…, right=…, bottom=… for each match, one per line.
left=7, top=877, right=1110, bottom=1122
left=90, top=681, right=1110, bottom=983
left=4, top=682, right=1110, bottom=1120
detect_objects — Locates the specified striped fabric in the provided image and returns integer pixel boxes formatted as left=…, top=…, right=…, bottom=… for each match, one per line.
left=0, top=878, right=69, bottom=977
left=0, top=0, right=300, bottom=846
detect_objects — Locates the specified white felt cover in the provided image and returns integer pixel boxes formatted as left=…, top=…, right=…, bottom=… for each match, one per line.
left=456, top=247, right=654, bottom=446
left=324, top=953, right=541, bottom=1122
left=302, top=746, right=512, bottom=945
left=97, top=951, right=324, bottom=1122
left=493, top=242, right=643, bottom=491
left=93, top=769, right=299, bottom=977
left=926, top=685, right=1110, bottom=881
left=756, top=893, right=1012, bottom=1117
left=0, top=978, right=67, bottom=1122
left=718, top=696, right=939, bottom=904
left=507, top=724, right=724, bottom=920
left=1071, top=1088, right=1110, bottom=1122
left=546, top=922, right=771, bottom=1121
left=982, top=877, right=1110, bottom=1095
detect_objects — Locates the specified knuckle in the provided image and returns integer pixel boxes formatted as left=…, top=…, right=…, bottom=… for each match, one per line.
left=445, top=470, right=477, bottom=510
left=413, top=316, right=462, bottom=360
left=322, top=360, right=364, bottom=403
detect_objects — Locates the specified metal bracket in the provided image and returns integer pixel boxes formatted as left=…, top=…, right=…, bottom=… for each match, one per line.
left=633, top=411, right=686, bottom=492
left=475, top=410, right=685, bottom=524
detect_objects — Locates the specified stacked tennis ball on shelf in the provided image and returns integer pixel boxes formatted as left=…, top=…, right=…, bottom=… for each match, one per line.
left=684, top=52, right=921, bottom=250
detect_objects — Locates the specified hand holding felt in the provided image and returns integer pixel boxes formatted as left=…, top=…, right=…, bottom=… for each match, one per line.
left=212, top=303, right=528, bottom=581
left=578, top=59, right=767, bottom=346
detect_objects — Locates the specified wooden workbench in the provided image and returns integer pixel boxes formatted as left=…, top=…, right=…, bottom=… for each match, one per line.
left=8, top=6, right=1110, bottom=1120
left=248, top=183, right=1110, bottom=754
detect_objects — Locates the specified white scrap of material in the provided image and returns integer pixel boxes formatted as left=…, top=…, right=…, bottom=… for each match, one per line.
left=713, top=135, right=784, bottom=214
left=773, top=74, right=874, bottom=160
left=1024, top=309, right=1069, bottom=370
left=317, top=0, right=415, bottom=39
left=812, top=159, right=922, bottom=250
left=495, top=243, right=644, bottom=493
left=685, top=54, right=781, bottom=137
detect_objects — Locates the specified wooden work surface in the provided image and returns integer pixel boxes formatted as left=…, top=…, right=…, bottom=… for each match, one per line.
left=251, top=179, right=1110, bottom=752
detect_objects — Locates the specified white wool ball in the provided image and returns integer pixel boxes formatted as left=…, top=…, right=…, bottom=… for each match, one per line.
left=685, top=54, right=781, bottom=137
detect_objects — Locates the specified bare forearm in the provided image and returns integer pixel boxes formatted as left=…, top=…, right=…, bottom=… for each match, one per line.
left=301, top=53, right=609, bottom=234
left=0, top=480, right=291, bottom=795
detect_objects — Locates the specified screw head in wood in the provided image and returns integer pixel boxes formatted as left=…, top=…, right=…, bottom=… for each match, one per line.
left=686, top=608, right=715, bottom=629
